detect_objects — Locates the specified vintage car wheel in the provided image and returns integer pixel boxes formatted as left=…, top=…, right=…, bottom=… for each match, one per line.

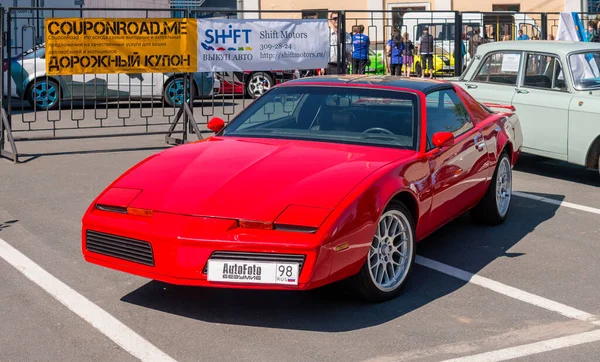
left=471, top=151, right=512, bottom=225
left=352, top=201, right=416, bottom=302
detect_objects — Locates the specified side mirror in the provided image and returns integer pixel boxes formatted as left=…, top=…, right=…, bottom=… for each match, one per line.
left=207, top=117, right=225, bottom=133
left=432, top=131, right=454, bottom=148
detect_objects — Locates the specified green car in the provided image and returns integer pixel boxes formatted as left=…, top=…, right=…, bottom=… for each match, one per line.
left=348, top=49, right=386, bottom=75
left=366, top=49, right=386, bottom=74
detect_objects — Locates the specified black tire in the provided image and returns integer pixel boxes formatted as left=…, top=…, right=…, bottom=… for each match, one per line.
left=246, top=72, right=274, bottom=99
left=163, top=77, right=196, bottom=108
left=415, top=62, right=422, bottom=76
left=351, top=201, right=416, bottom=303
left=470, top=151, right=513, bottom=225
left=26, top=78, right=61, bottom=111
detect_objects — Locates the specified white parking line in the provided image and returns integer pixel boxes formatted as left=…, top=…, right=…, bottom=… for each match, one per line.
left=0, top=237, right=176, bottom=362
left=415, top=256, right=600, bottom=326
left=513, top=191, right=600, bottom=216
left=441, top=329, right=600, bottom=362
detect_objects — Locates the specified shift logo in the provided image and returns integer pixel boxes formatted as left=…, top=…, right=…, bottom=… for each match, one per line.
left=221, top=263, right=262, bottom=281
left=201, top=25, right=253, bottom=52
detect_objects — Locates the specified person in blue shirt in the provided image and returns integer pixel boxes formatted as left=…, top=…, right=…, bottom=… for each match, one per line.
left=517, top=29, right=530, bottom=40
left=386, top=29, right=405, bottom=76
left=352, top=25, right=370, bottom=74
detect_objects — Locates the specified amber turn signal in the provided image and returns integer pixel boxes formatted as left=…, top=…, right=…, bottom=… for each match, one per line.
left=238, top=220, right=273, bottom=230
left=334, top=242, right=349, bottom=252
left=126, top=207, right=153, bottom=217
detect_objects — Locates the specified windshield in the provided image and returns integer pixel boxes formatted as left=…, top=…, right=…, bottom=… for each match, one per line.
left=222, top=86, right=419, bottom=150
left=16, top=43, right=45, bottom=60
left=569, top=51, right=600, bottom=90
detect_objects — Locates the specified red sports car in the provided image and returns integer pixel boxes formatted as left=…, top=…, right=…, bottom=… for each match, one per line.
left=81, top=75, right=523, bottom=302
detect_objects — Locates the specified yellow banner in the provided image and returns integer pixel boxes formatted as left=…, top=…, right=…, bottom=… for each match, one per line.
left=45, top=18, right=198, bottom=75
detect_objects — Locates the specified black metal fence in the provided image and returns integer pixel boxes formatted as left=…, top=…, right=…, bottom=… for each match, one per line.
left=1, top=7, right=600, bottom=163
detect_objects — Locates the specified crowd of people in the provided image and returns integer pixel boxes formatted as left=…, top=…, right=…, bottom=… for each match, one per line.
left=319, top=11, right=600, bottom=77
left=321, top=12, right=434, bottom=78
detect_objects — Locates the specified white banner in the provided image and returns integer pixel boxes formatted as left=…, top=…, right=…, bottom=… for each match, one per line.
left=557, top=12, right=598, bottom=80
left=196, top=19, right=330, bottom=72
left=556, top=12, right=579, bottom=42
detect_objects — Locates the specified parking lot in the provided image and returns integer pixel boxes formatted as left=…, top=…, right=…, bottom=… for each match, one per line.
left=1, top=116, right=600, bottom=361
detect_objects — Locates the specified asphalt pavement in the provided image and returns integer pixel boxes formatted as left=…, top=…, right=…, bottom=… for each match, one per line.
left=1, top=104, right=599, bottom=362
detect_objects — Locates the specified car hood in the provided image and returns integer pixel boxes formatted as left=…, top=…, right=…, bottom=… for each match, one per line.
left=113, top=137, right=414, bottom=221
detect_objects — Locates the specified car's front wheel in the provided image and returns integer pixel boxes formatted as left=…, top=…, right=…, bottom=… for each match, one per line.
left=352, top=201, right=416, bottom=302
left=471, top=151, right=512, bottom=225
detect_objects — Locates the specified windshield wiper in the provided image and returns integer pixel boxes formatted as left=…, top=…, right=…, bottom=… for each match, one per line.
left=361, top=135, right=407, bottom=146
left=227, top=128, right=275, bottom=134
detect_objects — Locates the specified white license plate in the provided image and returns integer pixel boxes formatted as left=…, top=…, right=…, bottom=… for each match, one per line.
left=207, top=259, right=299, bottom=285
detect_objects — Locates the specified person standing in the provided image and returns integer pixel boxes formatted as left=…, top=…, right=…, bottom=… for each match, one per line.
left=323, top=12, right=352, bottom=74
left=416, top=27, right=434, bottom=78
left=386, top=30, right=405, bottom=76
left=468, top=28, right=485, bottom=59
left=402, top=32, right=414, bottom=77
left=588, top=21, right=600, bottom=42
left=352, top=25, right=370, bottom=74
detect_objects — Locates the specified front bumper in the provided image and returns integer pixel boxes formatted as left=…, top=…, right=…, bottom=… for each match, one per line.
left=82, top=209, right=331, bottom=290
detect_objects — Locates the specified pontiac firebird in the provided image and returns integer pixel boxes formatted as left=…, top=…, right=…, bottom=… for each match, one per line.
left=81, top=75, right=523, bottom=302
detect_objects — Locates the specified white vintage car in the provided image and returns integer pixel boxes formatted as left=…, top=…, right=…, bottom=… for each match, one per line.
left=3, top=43, right=220, bottom=110
left=454, top=41, right=600, bottom=174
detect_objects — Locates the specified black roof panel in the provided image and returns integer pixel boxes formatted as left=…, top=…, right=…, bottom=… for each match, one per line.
left=281, top=75, right=454, bottom=93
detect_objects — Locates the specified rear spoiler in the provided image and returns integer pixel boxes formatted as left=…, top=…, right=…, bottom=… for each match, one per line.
left=482, top=102, right=516, bottom=112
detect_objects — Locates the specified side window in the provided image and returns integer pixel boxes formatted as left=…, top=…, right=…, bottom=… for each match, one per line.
left=473, top=51, right=521, bottom=85
left=426, top=89, right=474, bottom=146
left=523, top=53, right=566, bottom=91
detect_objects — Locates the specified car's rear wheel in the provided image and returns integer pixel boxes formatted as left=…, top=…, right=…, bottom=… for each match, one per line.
left=27, top=79, right=60, bottom=110
left=471, top=151, right=512, bottom=225
left=246, top=72, right=273, bottom=99
left=352, top=201, right=416, bottom=302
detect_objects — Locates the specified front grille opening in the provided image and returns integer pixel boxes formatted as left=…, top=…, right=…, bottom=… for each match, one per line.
left=86, top=230, right=154, bottom=266
left=203, top=251, right=306, bottom=274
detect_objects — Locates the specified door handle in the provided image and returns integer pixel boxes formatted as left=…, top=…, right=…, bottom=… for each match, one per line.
left=466, top=84, right=478, bottom=89
left=516, top=89, right=529, bottom=94
left=474, top=135, right=485, bottom=151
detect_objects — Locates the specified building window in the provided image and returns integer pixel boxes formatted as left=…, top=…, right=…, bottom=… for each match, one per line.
left=302, top=9, right=328, bottom=19
left=492, top=4, right=521, bottom=12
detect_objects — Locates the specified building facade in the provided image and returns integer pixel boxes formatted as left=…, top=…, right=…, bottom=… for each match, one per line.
left=239, top=0, right=595, bottom=43
left=242, top=0, right=592, bottom=17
